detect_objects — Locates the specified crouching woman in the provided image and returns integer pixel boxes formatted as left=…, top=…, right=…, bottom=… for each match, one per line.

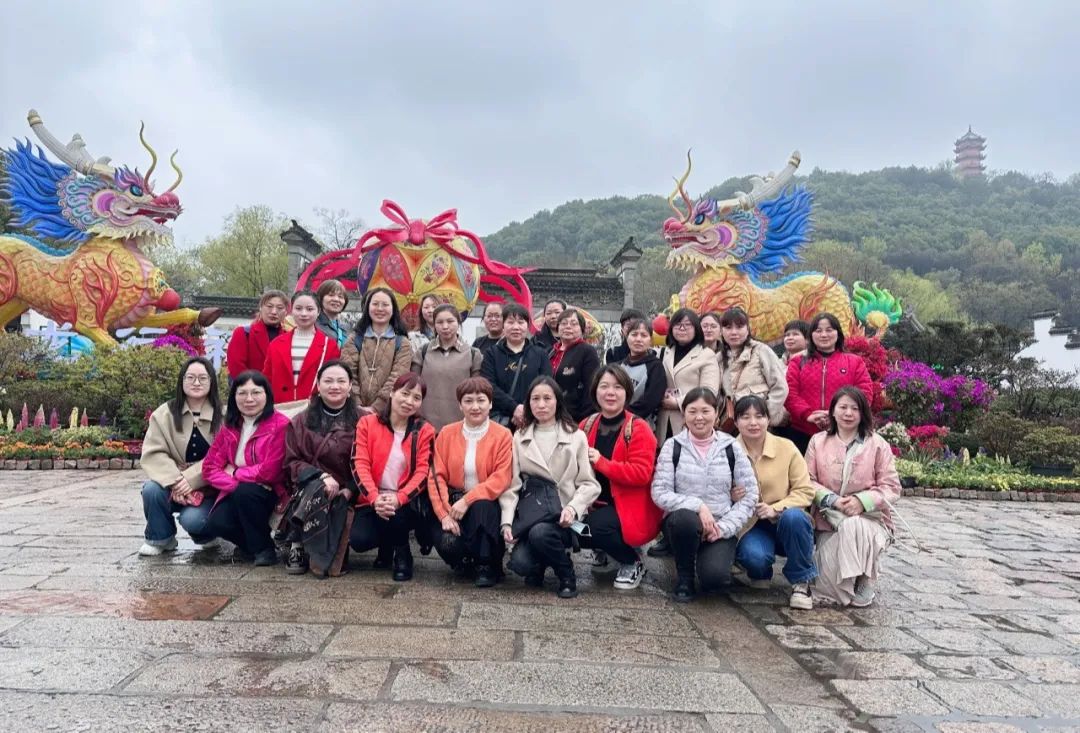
left=500, top=377, right=600, bottom=599
left=650, top=387, right=759, bottom=602
left=138, top=357, right=223, bottom=556
left=804, top=386, right=901, bottom=608
left=430, top=377, right=514, bottom=587
left=201, top=370, right=291, bottom=566
left=282, top=361, right=367, bottom=576
left=351, top=373, right=436, bottom=582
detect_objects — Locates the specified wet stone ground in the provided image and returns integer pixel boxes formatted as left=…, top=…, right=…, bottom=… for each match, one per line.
left=0, top=471, right=1077, bottom=732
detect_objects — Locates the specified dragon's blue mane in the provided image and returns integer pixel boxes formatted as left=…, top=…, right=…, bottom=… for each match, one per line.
left=734, top=186, right=813, bottom=279
left=1, top=139, right=88, bottom=245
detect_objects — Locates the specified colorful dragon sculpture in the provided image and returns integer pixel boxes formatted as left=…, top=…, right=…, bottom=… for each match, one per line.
left=662, top=151, right=900, bottom=342
left=0, top=110, right=220, bottom=346
left=297, top=199, right=533, bottom=330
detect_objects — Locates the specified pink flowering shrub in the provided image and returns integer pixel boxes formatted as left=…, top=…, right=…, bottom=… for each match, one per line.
left=884, top=360, right=993, bottom=431
left=907, top=424, right=950, bottom=458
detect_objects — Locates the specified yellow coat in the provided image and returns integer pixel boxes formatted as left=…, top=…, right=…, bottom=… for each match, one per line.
left=736, top=432, right=814, bottom=535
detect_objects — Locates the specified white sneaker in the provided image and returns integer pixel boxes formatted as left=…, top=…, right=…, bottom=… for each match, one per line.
left=789, top=582, right=813, bottom=610
left=613, top=561, right=647, bottom=590
left=138, top=536, right=178, bottom=556
left=850, top=576, right=876, bottom=608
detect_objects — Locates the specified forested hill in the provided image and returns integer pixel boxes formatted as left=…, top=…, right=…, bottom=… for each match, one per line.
left=483, top=167, right=1080, bottom=327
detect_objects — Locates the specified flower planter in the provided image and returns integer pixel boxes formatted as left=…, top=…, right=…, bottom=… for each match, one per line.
left=121, top=439, right=143, bottom=457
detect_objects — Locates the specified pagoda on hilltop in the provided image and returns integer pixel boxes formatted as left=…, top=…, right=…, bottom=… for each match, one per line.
left=954, top=126, right=987, bottom=179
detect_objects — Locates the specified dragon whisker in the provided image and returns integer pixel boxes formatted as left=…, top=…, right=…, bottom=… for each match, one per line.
left=165, top=150, right=182, bottom=193
left=138, top=121, right=158, bottom=190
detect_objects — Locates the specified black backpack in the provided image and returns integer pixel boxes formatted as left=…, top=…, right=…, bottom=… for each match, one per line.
left=672, top=440, right=736, bottom=478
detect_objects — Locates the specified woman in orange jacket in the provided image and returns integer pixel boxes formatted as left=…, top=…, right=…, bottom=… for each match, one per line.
left=351, top=372, right=436, bottom=581
left=429, top=377, right=514, bottom=587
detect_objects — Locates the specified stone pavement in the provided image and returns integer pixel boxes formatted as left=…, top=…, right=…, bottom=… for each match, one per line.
left=0, top=471, right=1077, bottom=732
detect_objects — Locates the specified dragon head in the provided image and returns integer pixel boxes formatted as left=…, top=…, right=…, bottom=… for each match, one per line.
left=2, top=110, right=183, bottom=248
left=662, top=151, right=809, bottom=278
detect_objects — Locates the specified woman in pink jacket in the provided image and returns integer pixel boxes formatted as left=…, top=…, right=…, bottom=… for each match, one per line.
left=804, top=386, right=900, bottom=608
left=784, top=313, right=873, bottom=454
left=202, top=370, right=291, bottom=566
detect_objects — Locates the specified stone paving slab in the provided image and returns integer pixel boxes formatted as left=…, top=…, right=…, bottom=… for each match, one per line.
left=1, top=470, right=1080, bottom=730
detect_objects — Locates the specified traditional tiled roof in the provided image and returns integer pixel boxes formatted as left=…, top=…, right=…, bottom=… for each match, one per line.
left=189, top=294, right=260, bottom=318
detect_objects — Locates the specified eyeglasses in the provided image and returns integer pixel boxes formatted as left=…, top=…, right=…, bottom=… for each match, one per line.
left=236, top=390, right=265, bottom=399
left=673, top=322, right=694, bottom=330
left=183, top=376, right=210, bottom=385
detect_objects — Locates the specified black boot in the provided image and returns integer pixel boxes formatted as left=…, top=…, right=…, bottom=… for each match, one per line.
left=555, top=563, right=578, bottom=599
left=392, top=545, right=414, bottom=582
left=373, top=544, right=392, bottom=569
left=672, top=575, right=696, bottom=603
left=647, top=534, right=671, bottom=557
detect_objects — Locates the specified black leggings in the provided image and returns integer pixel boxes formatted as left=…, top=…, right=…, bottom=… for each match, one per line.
left=581, top=505, right=639, bottom=565
left=349, top=502, right=423, bottom=552
left=204, top=482, right=277, bottom=554
left=434, top=499, right=505, bottom=568
left=664, top=509, right=737, bottom=590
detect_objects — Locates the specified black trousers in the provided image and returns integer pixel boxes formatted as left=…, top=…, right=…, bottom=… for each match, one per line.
left=774, top=424, right=811, bottom=455
left=204, top=482, right=277, bottom=554
left=508, top=521, right=573, bottom=577
left=349, top=502, right=422, bottom=552
left=664, top=509, right=738, bottom=591
left=581, top=505, right=639, bottom=565
left=434, top=499, right=505, bottom=568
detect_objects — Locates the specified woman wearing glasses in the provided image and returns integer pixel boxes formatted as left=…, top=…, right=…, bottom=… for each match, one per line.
left=202, top=371, right=292, bottom=566
left=138, top=357, right=224, bottom=556
left=656, top=309, right=721, bottom=441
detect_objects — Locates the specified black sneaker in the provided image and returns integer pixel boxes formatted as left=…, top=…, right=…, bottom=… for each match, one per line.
left=672, top=577, right=696, bottom=603
left=591, top=549, right=609, bottom=568
left=474, top=564, right=497, bottom=588
left=253, top=548, right=278, bottom=567
left=285, top=546, right=308, bottom=575
left=373, top=545, right=392, bottom=569
left=556, top=569, right=579, bottom=599
left=647, top=536, right=671, bottom=557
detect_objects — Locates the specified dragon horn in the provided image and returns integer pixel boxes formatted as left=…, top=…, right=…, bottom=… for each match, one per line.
left=667, top=149, right=693, bottom=220
left=164, top=150, right=183, bottom=193
left=27, top=109, right=115, bottom=177
left=138, top=121, right=158, bottom=189
left=713, top=150, right=802, bottom=212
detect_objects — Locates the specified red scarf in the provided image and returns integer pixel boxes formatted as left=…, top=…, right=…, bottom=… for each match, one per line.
left=551, top=338, right=583, bottom=372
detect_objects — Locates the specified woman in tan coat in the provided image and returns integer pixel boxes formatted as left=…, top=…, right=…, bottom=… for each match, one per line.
left=500, top=377, right=600, bottom=598
left=718, top=308, right=788, bottom=429
left=340, top=287, right=413, bottom=413
left=138, top=357, right=223, bottom=556
left=656, top=309, right=721, bottom=441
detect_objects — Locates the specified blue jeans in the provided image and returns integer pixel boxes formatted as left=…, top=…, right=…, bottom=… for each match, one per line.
left=141, top=480, right=214, bottom=546
left=735, top=509, right=817, bottom=584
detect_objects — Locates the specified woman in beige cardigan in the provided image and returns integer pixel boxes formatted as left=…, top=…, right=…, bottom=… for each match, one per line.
left=500, top=377, right=600, bottom=598
left=718, top=308, right=788, bottom=429
left=656, top=309, right=721, bottom=441
left=138, top=357, right=223, bottom=556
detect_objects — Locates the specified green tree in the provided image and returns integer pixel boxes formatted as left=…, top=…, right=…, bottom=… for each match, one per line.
left=198, top=205, right=288, bottom=296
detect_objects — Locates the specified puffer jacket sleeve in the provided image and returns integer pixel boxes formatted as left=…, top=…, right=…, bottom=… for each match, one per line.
left=650, top=438, right=703, bottom=514
left=850, top=355, right=874, bottom=403
left=715, top=441, right=759, bottom=538
left=785, top=356, right=813, bottom=424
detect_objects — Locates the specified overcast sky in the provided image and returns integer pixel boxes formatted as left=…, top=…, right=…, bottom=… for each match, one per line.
left=3, top=1, right=1077, bottom=249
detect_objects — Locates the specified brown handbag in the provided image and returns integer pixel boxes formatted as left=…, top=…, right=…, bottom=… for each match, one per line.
left=718, top=355, right=745, bottom=434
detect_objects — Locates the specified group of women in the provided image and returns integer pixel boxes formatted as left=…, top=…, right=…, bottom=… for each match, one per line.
left=138, top=285, right=899, bottom=609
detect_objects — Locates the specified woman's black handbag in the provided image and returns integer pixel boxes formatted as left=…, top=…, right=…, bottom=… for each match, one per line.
left=510, top=473, right=563, bottom=538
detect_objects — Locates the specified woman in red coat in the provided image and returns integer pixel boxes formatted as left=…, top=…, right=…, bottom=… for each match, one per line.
left=351, top=372, right=436, bottom=581
left=262, top=291, right=340, bottom=406
left=580, top=364, right=661, bottom=590
left=784, top=313, right=873, bottom=453
left=226, top=290, right=289, bottom=383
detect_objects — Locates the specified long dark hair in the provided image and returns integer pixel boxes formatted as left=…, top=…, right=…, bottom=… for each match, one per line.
left=355, top=287, right=406, bottom=337
left=805, top=312, right=845, bottom=360
left=719, top=307, right=752, bottom=369
left=523, top=375, right=576, bottom=432
left=378, top=372, right=427, bottom=429
left=225, top=370, right=275, bottom=429
left=170, top=357, right=222, bottom=433
left=826, top=385, right=873, bottom=439
left=665, top=308, right=704, bottom=348
left=304, top=360, right=362, bottom=434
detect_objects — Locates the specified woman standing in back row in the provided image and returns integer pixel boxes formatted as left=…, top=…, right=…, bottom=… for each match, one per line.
left=340, top=288, right=413, bottom=414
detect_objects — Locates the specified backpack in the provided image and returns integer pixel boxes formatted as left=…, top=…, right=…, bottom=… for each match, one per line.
left=672, top=440, right=735, bottom=478
left=582, top=413, right=635, bottom=446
